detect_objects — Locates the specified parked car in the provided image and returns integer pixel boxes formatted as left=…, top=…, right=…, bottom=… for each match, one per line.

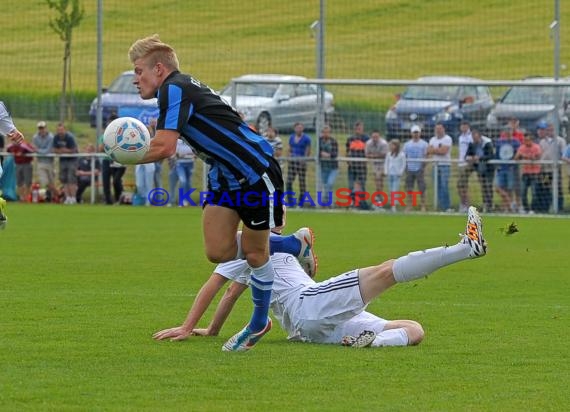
left=89, top=71, right=159, bottom=127
left=219, top=74, right=334, bottom=134
left=385, top=76, right=494, bottom=139
left=486, top=77, right=570, bottom=138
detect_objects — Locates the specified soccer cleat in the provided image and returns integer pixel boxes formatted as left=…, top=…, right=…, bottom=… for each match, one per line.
left=341, top=330, right=376, bottom=348
left=293, top=227, right=318, bottom=278
left=462, top=206, right=487, bottom=258
left=222, top=318, right=272, bottom=352
left=0, top=196, right=7, bottom=230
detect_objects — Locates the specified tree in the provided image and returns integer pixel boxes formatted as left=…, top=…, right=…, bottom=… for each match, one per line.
left=46, top=0, right=85, bottom=123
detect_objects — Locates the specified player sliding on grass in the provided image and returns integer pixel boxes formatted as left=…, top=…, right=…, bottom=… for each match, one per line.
left=154, top=207, right=486, bottom=350
left=128, top=34, right=313, bottom=351
left=0, top=101, right=25, bottom=230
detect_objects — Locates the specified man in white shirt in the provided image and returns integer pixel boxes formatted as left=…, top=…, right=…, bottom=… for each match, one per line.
left=427, top=122, right=453, bottom=211
left=153, top=207, right=487, bottom=350
left=456, top=121, right=474, bottom=212
left=0, top=101, right=25, bottom=229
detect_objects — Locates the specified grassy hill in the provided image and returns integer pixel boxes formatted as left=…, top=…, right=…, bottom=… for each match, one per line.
left=1, top=0, right=568, bottom=127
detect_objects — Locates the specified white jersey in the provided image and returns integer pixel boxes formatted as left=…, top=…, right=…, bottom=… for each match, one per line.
left=457, top=131, right=473, bottom=167
left=428, top=134, right=453, bottom=166
left=0, top=101, right=16, bottom=136
left=214, top=253, right=389, bottom=344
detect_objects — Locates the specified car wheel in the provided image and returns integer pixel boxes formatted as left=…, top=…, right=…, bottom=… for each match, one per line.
left=256, top=112, right=271, bottom=135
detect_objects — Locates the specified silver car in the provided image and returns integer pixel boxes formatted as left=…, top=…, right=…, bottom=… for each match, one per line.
left=219, top=74, right=334, bottom=134
left=486, top=76, right=570, bottom=138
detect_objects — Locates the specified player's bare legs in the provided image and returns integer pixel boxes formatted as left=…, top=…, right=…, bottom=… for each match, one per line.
left=240, top=225, right=271, bottom=267
left=381, top=320, right=424, bottom=345
left=202, top=204, right=273, bottom=350
left=359, top=207, right=485, bottom=303
left=202, top=205, right=241, bottom=263
left=351, top=207, right=485, bottom=348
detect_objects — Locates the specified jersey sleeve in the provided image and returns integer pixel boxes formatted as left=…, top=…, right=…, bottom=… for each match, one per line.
left=157, top=83, right=194, bottom=133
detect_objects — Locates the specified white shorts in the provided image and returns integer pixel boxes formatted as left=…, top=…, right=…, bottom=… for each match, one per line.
left=292, top=270, right=389, bottom=344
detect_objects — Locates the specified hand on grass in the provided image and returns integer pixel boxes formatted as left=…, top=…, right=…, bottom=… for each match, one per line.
left=152, top=326, right=192, bottom=341
left=191, top=328, right=215, bottom=336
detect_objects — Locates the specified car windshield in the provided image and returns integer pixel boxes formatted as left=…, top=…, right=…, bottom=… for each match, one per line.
left=221, top=83, right=279, bottom=98
left=108, top=74, right=138, bottom=94
left=501, top=86, right=562, bottom=105
left=402, top=85, right=459, bottom=101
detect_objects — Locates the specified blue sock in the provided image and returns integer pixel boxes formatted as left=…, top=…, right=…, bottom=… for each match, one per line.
left=248, top=260, right=274, bottom=332
left=269, top=233, right=301, bottom=256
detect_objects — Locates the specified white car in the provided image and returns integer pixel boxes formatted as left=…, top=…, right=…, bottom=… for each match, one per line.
left=219, top=74, right=334, bottom=134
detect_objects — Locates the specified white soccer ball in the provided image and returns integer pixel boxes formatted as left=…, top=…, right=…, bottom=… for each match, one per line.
left=103, top=117, right=150, bottom=164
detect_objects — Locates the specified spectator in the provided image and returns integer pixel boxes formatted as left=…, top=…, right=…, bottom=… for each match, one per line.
left=456, top=120, right=473, bottom=212
left=514, top=133, right=541, bottom=213
left=98, top=113, right=127, bottom=205
left=562, top=142, right=570, bottom=200
left=263, top=127, right=283, bottom=159
left=403, top=125, right=428, bottom=212
left=427, top=122, right=452, bottom=211
left=508, top=116, right=525, bottom=144
left=32, top=121, right=57, bottom=202
left=346, top=121, right=369, bottom=201
left=148, top=118, right=163, bottom=188
left=286, top=122, right=311, bottom=202
left=167, top=152, right=179, bottom=207
left=135, top=162, right=155, bottom=206
left=52, top=122, right=78, bottom=205
left=465, top=129, right=495, bottom=213
left=6, top=139, right=35, bottom=202
left=494, top=128, right=520, bottom=212
left=75, top=143, right=101, bottom=204
left=318, top=125, right=338, bottom=205
left=174, top=138, right=195, bottom=206
left=536, top=122, right=566, bottom=212
left=384, top=139, right=406, bottom=212
left=365, top=129, right=388, bottom=207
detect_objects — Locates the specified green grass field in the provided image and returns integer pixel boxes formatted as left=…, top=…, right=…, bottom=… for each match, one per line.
left=1, top=204, right=568, bottom=410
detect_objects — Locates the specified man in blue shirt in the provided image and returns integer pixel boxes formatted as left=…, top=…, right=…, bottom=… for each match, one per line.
left=127, top=34, right=314, bottom=351
left=286, top=122, right=311, bottom=204
left=494, top=128, right=520, bottom=212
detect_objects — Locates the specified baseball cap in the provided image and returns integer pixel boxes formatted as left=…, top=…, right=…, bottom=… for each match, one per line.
left=536, top=121, right=548, bottom=130
left=410, top=125, right=421, bottom=133
left=37, top=121, right=47, bottom=128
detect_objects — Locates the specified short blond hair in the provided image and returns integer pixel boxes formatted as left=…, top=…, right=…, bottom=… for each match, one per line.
left=128, top=34, right=180, bottom=71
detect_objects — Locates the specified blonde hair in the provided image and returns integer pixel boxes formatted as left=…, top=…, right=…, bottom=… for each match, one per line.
left=128, top=34, right=180, bottom=71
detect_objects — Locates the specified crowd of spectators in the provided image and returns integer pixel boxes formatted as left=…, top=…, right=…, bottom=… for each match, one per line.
left=2, top=115, right=570, bottom=214
left=0, top=116, right=195, bottom=206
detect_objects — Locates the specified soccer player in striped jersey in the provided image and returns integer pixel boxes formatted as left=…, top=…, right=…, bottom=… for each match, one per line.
left=155, top=207, right=486, bottom=349
left=0, top=101, right=25, bottom=230
left=127, top=34, right=297, bottom=351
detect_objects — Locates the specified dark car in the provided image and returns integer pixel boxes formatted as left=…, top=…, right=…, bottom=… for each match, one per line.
left=486, top=77, right=570, bottom=138
left=89, top=71, right=159, bottom=127
left=385, top=76, right=494, bottom=139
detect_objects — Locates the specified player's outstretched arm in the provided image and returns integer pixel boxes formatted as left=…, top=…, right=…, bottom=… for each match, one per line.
left=140, top=129, right=179, bottom=163
left=192, top=281, right=248, bottom=336
left=152, top=273, right=229, bottom=341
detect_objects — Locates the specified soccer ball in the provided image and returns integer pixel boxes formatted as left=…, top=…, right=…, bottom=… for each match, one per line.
left=103, top=117, right=151, bottom=164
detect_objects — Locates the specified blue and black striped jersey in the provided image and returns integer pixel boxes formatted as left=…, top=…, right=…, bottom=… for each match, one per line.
left=156, top=71, right=274, bottom=191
